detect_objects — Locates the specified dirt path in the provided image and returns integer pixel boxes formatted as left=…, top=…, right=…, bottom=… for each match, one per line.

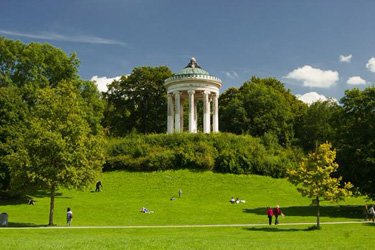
left=0, top=221, right=372, bottom=229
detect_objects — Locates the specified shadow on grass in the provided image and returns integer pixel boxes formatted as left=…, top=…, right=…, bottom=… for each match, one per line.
left=6, top=222, right=47, bottom=227
left=0, top=190, right=70, bottom=206
left=30, top=190, right=58, bottom=198
left=243, top=205, right=363, bottom=219
left=244, top=225, right=321, bottom=232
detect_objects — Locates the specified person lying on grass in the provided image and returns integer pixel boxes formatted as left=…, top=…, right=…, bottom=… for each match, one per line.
left=140, top=207, right=154, bottom=214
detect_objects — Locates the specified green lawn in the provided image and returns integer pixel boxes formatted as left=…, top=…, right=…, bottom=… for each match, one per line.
left=1, top=170, right=374, bottom=249
left=1, top=224, right=374, bottom=249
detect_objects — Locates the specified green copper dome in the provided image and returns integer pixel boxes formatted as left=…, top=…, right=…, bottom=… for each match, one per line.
left=174, top=57, right=210, bottom=76
left=165, top=57, right=222, bottom=85
left=176, top=67, right=210, bottom=76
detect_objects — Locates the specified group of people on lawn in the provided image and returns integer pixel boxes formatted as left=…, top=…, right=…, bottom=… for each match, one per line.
left=56, top=182, right=372, bottom=226
left=266, top=205, right=285, bottom=225
left=230, top=197, right=246, bottom=204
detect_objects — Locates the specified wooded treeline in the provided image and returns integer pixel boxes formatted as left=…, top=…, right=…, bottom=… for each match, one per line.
left=1, top=37, right=374, bottom=200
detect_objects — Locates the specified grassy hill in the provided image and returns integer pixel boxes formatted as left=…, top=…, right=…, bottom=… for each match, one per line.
left=1, top=170, right=368, bottom=226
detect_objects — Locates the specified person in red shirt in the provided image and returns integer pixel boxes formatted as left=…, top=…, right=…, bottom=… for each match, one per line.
left=273, top=205, right=284, bottom=225
left=266, top=207, right=274, bottom=225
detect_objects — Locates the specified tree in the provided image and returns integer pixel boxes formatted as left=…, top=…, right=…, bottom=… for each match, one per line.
left=335, top=87, right=375, bottom=199
left=296, top=100, right=340, bottom=151
left=287, top=143, right=352, bottom=228
left=4, top=81, right=105, bottom=225
left=0, top=86, right=28, bottom=190
left=0, top=36, right=78, bottom=89
left=219, top=88, right=248, bottom=134
left=0, top=37, right=81, bottom=190
left=219, top=77, right=307, bottom=146
left=103, top=66, right=172, bottom=136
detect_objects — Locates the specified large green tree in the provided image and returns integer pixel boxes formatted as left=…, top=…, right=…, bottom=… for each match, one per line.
left=296, top=100, right=340, bottom=151
left=0, top=37, right=105, bottom=225
left=4, top=81, right=105, bottom=225
left=287, top=143, right=353, bottom=228
left=219, top=77, right=307, bottom=146
left=0, top=86, right=27, bottom=189
left=0, top=36, right=78, bottom=88
left=219, top=87, right=249, bottom=134
left=335, top=87, right=375, bottom=199
left=103, top=66, right=172, bottom=136
left=0, top=37, right=81, bottom=190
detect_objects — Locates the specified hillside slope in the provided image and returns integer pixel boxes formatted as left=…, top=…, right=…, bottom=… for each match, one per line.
left=1, top=170, right=366, bottom=226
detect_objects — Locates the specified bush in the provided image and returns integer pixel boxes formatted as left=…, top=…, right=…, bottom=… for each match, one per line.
left=104, top=133, right=302, bottom=177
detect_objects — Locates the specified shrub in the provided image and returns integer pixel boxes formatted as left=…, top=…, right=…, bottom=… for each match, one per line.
left=104, top=133, right=303, bottom=177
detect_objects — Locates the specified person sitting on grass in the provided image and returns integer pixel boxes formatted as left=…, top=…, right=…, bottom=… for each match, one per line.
left=140, top=207, right=154, bottom=214
left=235, top=198, right=246, bottom=204
left=230, top=197, right=235, bottom=204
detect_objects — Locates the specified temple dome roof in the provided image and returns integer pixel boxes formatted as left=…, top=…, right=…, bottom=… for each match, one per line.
left=174, top=57, right=210, bottom=76
left=164, top=57, right=222, bottom=91
left=176, top=67, right=210, bottom=76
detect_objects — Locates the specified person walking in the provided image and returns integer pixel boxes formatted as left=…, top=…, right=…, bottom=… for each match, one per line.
left=178, top=188, right=182, bottom=198
left=267, top=207, right=274, bottom=225
left=95, top=180, right=103, bottom=192
left=363, top=205, right=369, bottom=221
left=66, top=208, right=73, bottom=226
left=369, top=205, right=375, bottom=222
left=273, top=205, right=284, bottom=225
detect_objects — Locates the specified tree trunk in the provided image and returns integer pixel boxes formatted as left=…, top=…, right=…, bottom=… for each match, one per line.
left=316, top=196, right=320, bottom=228
left=48, top=185, right=56, bottom=226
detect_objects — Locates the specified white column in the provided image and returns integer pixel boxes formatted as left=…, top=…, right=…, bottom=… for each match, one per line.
left=203, top=90, right=211, bottom=133
left=188, top=90, right=195, bottom=133
left=180, top=98, right=184, bottom=132
left=194, top=100, right=198, bottom=132
left=213, top=93, right=219, bottom=132
left=167, top=94, right=174, bottom=134
left=174, top=91, right=181, bottom=133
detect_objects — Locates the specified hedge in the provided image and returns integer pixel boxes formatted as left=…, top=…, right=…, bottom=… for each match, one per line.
left=104, top=133, right=303, bottom=178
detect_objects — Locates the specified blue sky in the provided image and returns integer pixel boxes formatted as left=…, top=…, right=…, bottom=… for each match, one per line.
left=1, top=0, right=375, bottom=103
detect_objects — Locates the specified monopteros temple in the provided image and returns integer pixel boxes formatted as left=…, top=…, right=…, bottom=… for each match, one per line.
left=164, top=58, right=222, bottom=133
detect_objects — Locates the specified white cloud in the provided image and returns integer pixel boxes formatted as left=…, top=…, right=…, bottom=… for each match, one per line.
left=366, top=57, right=375, bottom=72
left=339, top=54, right=352, bottom=63
left=0, top=29, right=127, bottom=46
left=224, top=71, right=239, bottom=79
left=285, top=65, right=339, bottom=88
left=91, top=75, right=121, bottom=92
left=347, top=76, right=366, bottom=85
left=296, top=92, right=338, bottom=105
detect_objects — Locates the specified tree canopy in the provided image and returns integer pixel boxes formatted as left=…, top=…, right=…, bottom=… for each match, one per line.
left=102, top=66, right=172, bottom=136
left=296, top=100, right=340, bottom=151
left=219, top=77, right=307, bottom=146
left=0, top=36, right=79, bottom=88
left=0, top=37, right=82, bottom=191
left=335, top=87, right=375, bottom=199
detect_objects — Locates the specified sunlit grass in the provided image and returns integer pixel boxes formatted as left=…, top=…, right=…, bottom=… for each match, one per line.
left=1, top=224, right=374, bottom=249
left=1, top=170, right=374, bottom=249
left=1, top=170, right=368, bottom=226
